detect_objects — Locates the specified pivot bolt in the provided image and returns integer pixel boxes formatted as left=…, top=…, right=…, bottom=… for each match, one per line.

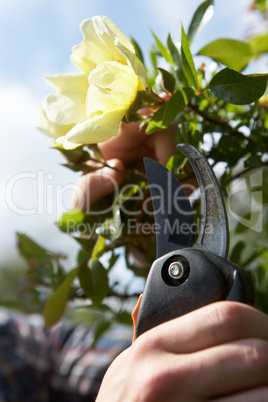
left=168, top=261, right=185, bottom=280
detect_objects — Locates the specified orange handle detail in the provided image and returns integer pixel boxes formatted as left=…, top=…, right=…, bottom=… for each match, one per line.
left=131, top=293, right=143, bottom=343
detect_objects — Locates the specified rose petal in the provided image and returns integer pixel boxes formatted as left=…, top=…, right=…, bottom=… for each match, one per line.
left=55, top=135, right=81, bottom=149
left=115, top=40, right=146, bottom=89
left=45, top=73, right=88, bottom=94
left=43, top=92, right=87, bottom=125
left=62, top=108, right=127, bottom=147
left=102, top=16, right=134, bottom=53
left=37, top=108, right=74, bottom=139
left=71, top=16, right=132, bottom=74
left=86, top=61, right=138, bottom=117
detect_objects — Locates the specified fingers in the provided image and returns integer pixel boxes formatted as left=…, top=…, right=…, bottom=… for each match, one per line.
left=99, top=122, right=177, bottom=166
left=72, top=158, right=125, bottom=211
left=74, top=120, right=178, bottom=211
left=140, top=302, right=268, bottom=355
left=126, top=336, right=268, bottom=401
left=210, top=387, right=268, bottom=402
left=99, top=122, right=148, bottom=164
left=97, top=303, right=268, bottom=402
left=188, top=338, right=268, bottom=399
left=147, top=125, right=177, bottom=166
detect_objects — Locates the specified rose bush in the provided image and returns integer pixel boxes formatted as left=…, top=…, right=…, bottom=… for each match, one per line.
left=39, top=16, right=146, bottom=149
left=14, top=1, right=268, bottom=336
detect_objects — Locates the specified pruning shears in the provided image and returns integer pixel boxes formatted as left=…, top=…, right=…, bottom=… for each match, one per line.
left=132, top=143, right=254, bottom=340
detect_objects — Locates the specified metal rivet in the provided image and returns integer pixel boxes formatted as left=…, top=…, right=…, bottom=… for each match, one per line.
left=168, top=261, right=185, bottom=280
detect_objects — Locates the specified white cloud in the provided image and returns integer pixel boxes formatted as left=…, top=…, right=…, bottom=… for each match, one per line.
left=0, top=84, right=79, bottom=265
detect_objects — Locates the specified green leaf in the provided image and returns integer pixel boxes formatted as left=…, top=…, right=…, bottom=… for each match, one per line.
left=244, top=154, right=263, bottom=168
left=249, top=33, right=268, bottom=56
left=124, top=91, right=144, bottom=122
left=79, top=259, right=109, bottom=306
left=52, top=144, right=89, bottom=164
left=92, top=320, right=112, bottom=348
left=167, top=34, right=188, bottom=86
left=130, top=37, right=144, bottom=64
left=262, top=172, right=268, bottom=204
left=44, top=268, right=78, bottom=329
left=198, top=39, right=255, bottom=71
left=116, top=311, right=132, bottom=326
left=108, top=253, right=120, bottom=271
left=95, top=219, right=115, bottom=240
left=151, top=29, right=173, bottom=65
left=118, top=184, right=141, bottom=204
left=91, top=235, right=106, bottom=261
left=57, top=209, right=85, bottom=233
left=96, top=206, right=122, bottom=241
left=166, top=154, right=186, bottom=173
left=146, top=87, right=195, bottom=134
left=229, top=241, right=246, bottom=265
left=17, top=233, right=54, bottom=260
left=150, top=45, right=158, bottom=67
left=112, top=207, right=123, bottom=240
left=155, top=67, right=176, bottom=93
left=90, top=144, right=105, bottom=162
left=209, top=68, right=268, bottom=105
left=181, top=23, right=198, bottom=88
left=209, top=134, right=247, bottom=166
left=187, top=0, right=214, bottom=43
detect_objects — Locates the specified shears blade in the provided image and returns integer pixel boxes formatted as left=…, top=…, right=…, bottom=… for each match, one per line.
left=144, top=144, right=229, bottom=260
left=178, top=144, right=229, bottom=259
left=144, top=157, right=194, bottom=259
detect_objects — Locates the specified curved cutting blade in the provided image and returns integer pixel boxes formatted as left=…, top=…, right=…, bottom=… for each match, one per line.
left=178, top=144, right=229, bottom=259
left=144, top=158, right=194, bottom=258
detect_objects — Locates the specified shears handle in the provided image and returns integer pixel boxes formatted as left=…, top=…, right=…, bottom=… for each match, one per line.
left=132, top=248, right=254, bottom=340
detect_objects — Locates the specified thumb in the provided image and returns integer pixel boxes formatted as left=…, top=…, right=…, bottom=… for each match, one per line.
left=72, top=159, right=125, bottom=211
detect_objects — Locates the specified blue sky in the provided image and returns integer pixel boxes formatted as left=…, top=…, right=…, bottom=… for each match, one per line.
left=1, top=0, right=258, bottom=95
left=1, top=0, right=264, bottom=265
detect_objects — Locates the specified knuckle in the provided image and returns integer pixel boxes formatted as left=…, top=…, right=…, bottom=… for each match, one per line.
left=131, top=334, right=186, bottom=402
left=137, top=361, right=185, bottom=402
left=209, top=301, right=246, bottom=335
left=131, top=332, right=153, bottom=361
left=242, top=338, right=268, bottom=368
left=133, top=328, right=165, bottom=355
